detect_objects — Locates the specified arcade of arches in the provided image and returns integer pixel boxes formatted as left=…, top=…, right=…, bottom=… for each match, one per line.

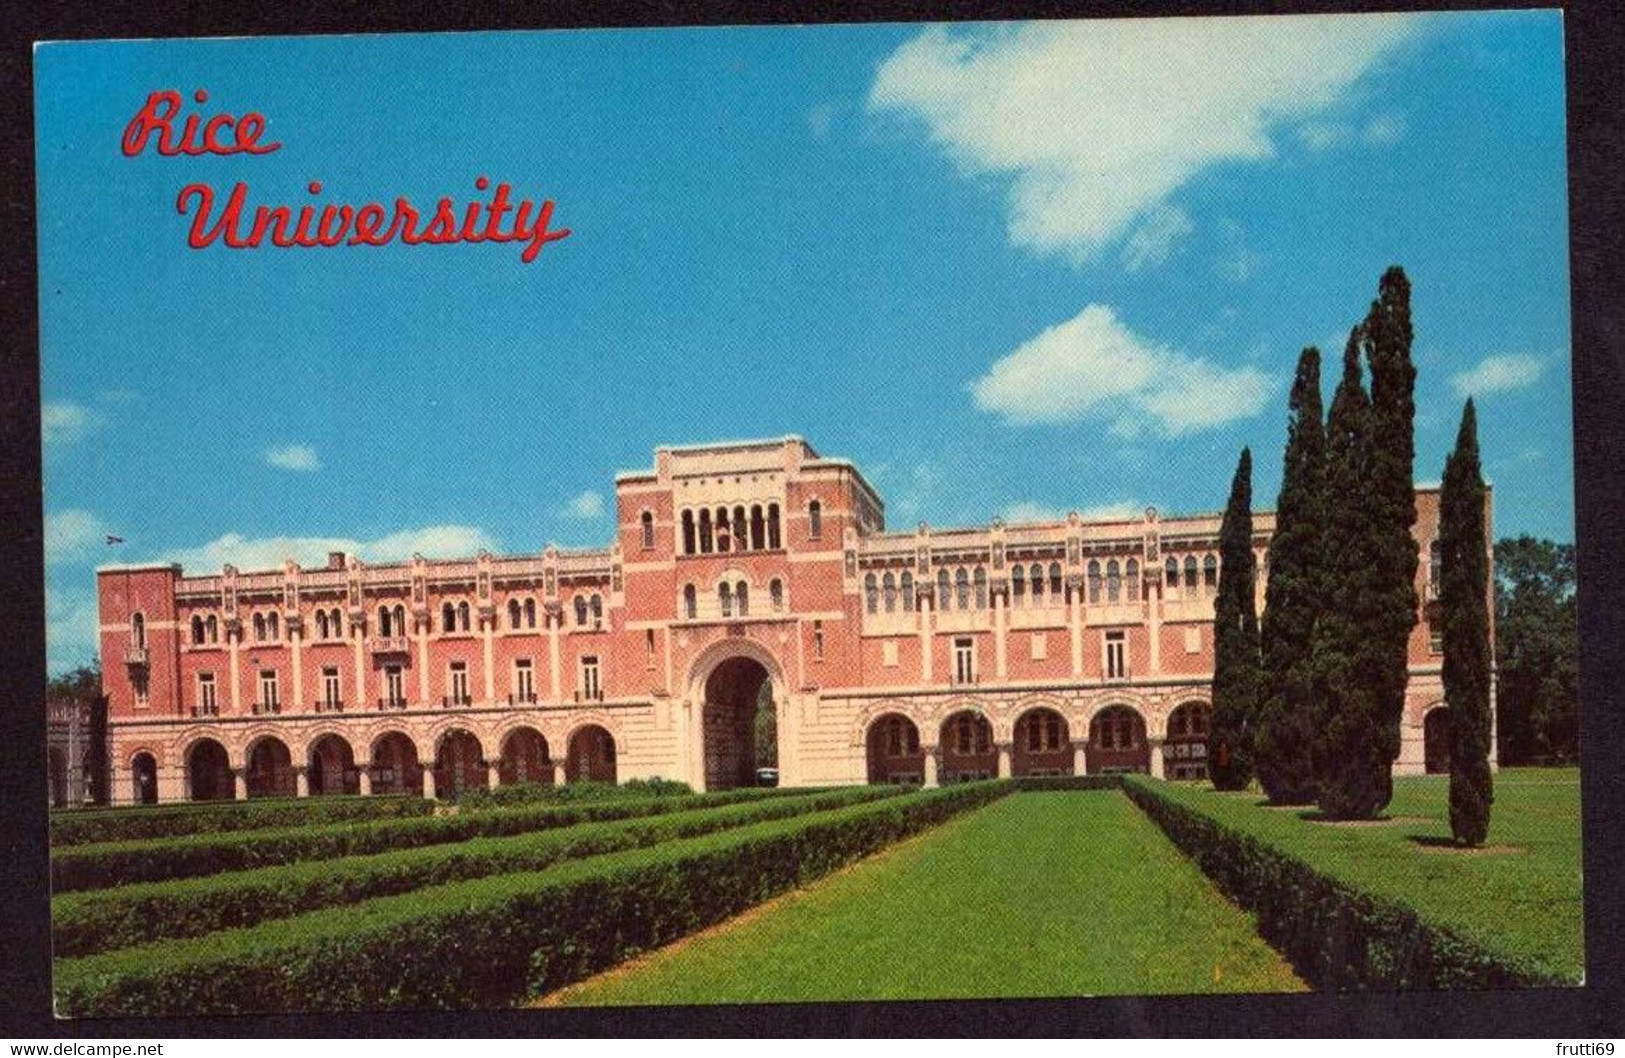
left=700, top=656, right=777, bottom=790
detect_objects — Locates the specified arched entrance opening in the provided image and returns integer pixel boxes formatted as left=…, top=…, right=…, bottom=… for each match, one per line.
left=246, top=737, right=295, bottom=798
left=1424, top=706, right=1452, bottom=774
left=308, top=734, right=358, bottom=796
left=865, top=713, right=923, bottom=784
left=1087, top=706, right=1149, bottom=774
left=370, top=732, right=423, bottom=795
left=186, top=738, right=232, bottom=801
left=434, top=729, right=486, bottom=795
left=701, top=656, right=776, bottom=790
left=939, top=710, right=996, bottom=782
left=130, top=752, right=158, bottom=805
left=1163, top=701, right=1212, bottom=781
left=48, top=747, right=68, bottom=808
left=566, top=725, right=617, bottom=783
left=499, top=727, right=551, bottom=785
left=1012, top=707, right=1073, bottom=777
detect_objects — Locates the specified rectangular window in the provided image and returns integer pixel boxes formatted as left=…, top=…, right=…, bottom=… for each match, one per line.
left=197, top=672, right=217, bottom=716
left=132, top=670, right=150, bottom=708
left=258, top=670, right=279, bottom=713
left=384, top=664, right=404, bottom=707
left=1105, top=631, right=1127, bottom=680
left=515, top=658, right=535, bottom=702
left=449, top=661, right=470, bottom=705
left=813, top=620, right=824, bottom=661
left=321, top=667, right=341, bottom=711
left=954, top=637, right=975, bottom=685
left=645, top=629, right=657, bottom=668
left=581, top=655, right=602, bottom=700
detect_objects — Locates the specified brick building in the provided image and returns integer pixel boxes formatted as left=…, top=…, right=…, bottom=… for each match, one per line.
left=96, top=436, right=1489, bottom=804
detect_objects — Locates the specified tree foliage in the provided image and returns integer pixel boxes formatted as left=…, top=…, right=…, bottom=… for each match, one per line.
left=1209, top=447, right=1261, bottom=790
left=1441, top=400, right=1493, bottom=845
left=1494, top=536, right=1578, bottom=765
left=49, top=660, right=102, bottom=703
left=1256, top=347, right=1325, bottom=804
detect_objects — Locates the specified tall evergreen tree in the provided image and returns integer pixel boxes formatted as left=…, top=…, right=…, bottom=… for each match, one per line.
left=1256, top=348, right=1325, bottom=804
left=1493, top=536, right=1578, bottom=765
left=1441, top=400, right=1493, bottom=845
left=1313, top=328, right=1390, bottom=818
left=1361, top=266, right=1420, bottom=811
left=1208, top=447, right=1261, bottom=790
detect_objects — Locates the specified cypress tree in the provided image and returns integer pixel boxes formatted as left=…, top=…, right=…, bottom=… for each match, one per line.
left=1441, top=400, right=1493, bottom=845
left=1313, top=328, right=1390, bottom=818
left=1208, top=447, right=1261, bottom=790
left=1256, top=347, right=1325, bottom=804
left=1361, top=266, right=1420, bottom=811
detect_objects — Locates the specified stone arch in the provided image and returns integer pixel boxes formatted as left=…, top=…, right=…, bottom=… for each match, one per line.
left=368, top=729, right=424, bottom=795
left=687, top=638, right=786, bottom=792
left=864, top=712, right=924, bottom=784
left=1000, top=693, right=1068, bottom=743
left=1081, top=690, right=1159, bottom=733
left=129, top=750, right=159, bottom=805
left=1011, top=704, right=1074, bottom=777
left=1162, top=699, right=1213, bottom=781
left=497, top=725, right=552, bottom=785
left=307, top=733, right=359, bottom=796
left=848, top=698, right=926, bottom=747
left=244, top=734, right=295, bottom=798
left=425, top=717, right=496, bottom=762
left=565, top=723, right=617, bottom=784
left=432, top=727, right=487, bottom=795
left=938, top=707, right=997, bottom=782
left=1085, top=702, right=1150, bottom=775
left=184, top=736, right=233, bottom=801
left=685, top=636, right=787, bottom=696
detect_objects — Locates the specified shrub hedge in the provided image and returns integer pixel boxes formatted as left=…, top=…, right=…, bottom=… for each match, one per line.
left=1008, top=775, right=1125, bottom=792
left=49, top=795, right=436, bottom=847
left=52, top=787, right=803, bottom=893
left=1121, top=777, right=1562, bottom=989
left=451, top=778, right=694, bottom=808
left=53, top=785, right=904, bottom=957
left=54, top=781, right=1009, bottom=1015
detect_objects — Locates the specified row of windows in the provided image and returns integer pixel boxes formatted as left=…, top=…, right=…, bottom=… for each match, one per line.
left=186, top=593, right=607, bottom=647
left=679, top=502, right=796, bottom=556
left=863, top=560, right=1147, bottom=615
left=680, top=578, right=787, bottom=619
left=871, top=704, right=1200, bottom=759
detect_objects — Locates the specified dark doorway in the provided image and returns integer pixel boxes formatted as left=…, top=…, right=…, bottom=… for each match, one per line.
left=702, top=656, right=774, bottom=790
left=131, top=752, right=158, bottom=805
left=187, top=739, right=233, bottom=801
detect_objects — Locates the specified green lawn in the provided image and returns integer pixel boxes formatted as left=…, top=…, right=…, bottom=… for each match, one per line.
left=1138, top=767, right=1583, bottom=982
left=549, top=790, right=1305, bottom=1004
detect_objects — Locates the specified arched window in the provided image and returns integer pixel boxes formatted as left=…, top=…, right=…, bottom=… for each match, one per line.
left=1029, top=562, right=1044, bottom=604
left=1204, top=554, right=1219, bottom=592
left=974, top=567, right=987, bottom=609
left=640, top=511, right=655, bottom=550
left=883, top=572, right=897, bottom=613
left=1429, top=539, right=1442, bottom=596
left=1165, top=557, right=1179, bottom=589
left=733, top=506, right=747, bottom=551
left=715, top=507, right=731, bottom=553
left=524, top=598, right=536, bottom=628
left=457, top=601, right=471, bottom=631
left=1049, top=562, right=1063, bottom=598
left=736, top=582, right=749, bottom=617
left=590, top=595, right=603, bottom=626
left=901, top=571, right=915, bottom=612
left=720, top=582, right=734, bottom=618
left=191, top=615, right=205, bottom=644
left=207, top=615, right=219, bottom=643
left=864, top=573, right=878, bottom=614
left=252, top=613, right=265, bottom=641
left=767, top=504, right=782, bottom=550
left=750, top=506, right=765, bottom=551
left=1184, top=555, right=1199, bottom=591
left=955, top=567, right=970, bottom=610
left=699, top=509, right=714, bottom=554
left=1107, top=559, right=1122, bottom=603
left=683, top=583, right=697, bottom=619
left=1087, top=560, right=1102, bottom=604
left=808, top=500, right=823, bottom=540
left=393, top=604, right=406, bottom=635
left=936, top=568, right=950, bottom=610
left=508, top=599, right=522, bottom=628
left=267, top=611, right=279, bottom=640
left=132, top=612, right=145, bottom=648
left=315, top=610, right=328, bottom=639
left=770, top=578, right=784, bottom=612
left=574, top=596, right=588, bottom=626
left=328, top=609, right=340, bottom=639
left=1126, top=559, right=1140, bottom=601
left=378, top=606, right=392, bottom=636
left=681, top=510, right=696, bottom=555
left=1012, top=565, right=1026, bottom=607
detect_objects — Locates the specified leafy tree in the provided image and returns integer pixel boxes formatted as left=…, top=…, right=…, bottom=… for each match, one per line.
left=1256, top=347, right=1325, bottom=804
left=1209, top=447, right=1261, bottom=790
left=49, top=660, right=102, bottom=703
left=1361, top=266, right=1420, bottom=811
left=754, top=680, right=778, bottom=769
left=1494, top=536, right=1578, bottom=764
left=1313, top=328, right=1390, bottom=818
left=1441, top=400, right=1493, bottom=844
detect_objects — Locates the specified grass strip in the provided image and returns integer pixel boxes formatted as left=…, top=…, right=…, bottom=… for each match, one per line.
left=54, top=781, right=1007, bottom=1016
left=53, top=785, right=903, bottom=957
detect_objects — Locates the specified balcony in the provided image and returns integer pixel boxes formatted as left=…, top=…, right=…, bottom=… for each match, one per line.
left=123, top=646, right=149, bottom=667
left=368, top=635, right=412, bottom=655
left=574, top=688, right=605, bottom=703
left=191, top=702, right=219, bottom=718
left=442, top=694, right=473, bottom=709
left=315, top=700, right=346, bottom=713
left=251, top=700, right=281, bottom=716
left=508, top=692, right=538, bottom=706
left=376, top=696, right=408, bottom=711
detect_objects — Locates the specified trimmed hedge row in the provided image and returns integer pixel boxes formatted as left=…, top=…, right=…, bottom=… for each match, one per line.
left=1009, top=775, right=1125, bottom=792
left=50, top=796, right=435, bottom=847
left=52, top=787, right=804, bottom=892
left=451, top=778, right=693, bottom=808
left=1121, top=777, right=1562, bottom=989
left=55, top=781, right=1009, bottom=1015
left=53, top=785, right=905, bottom=957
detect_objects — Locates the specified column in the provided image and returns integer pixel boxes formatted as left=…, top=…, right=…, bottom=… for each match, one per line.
left=1147, top=579, right=1163, bottom=676
left=294, top=766, right=309, bottom=798
left=291, top=628, right=305, bottom=709
left=548, top=613, right=562, bottom=701
left=157, top=765, right=186, bottom=804
left=918, top=597, right=933, bottom=685
left=484, top=760, right=499, bottom=790
left=232, top=768, right=247, bottom=800
left=996, top=743, right=1012, bottom=779
left=357, top=763, right=373, bottom=796
left=993, top=590, right=1008, bottom=680
left=229, top=632, right=242, bottom=715
left=481, top=618, right=496, bottom=703
left=1149, top=737, right=1165, bottom=779
left=549, top=759, right=564, bottom=786
left=422, top=765, right=438, bottom=800
left=1069, top=585, right=1084, bottom=677
left=1073, top=742, right=1087, bottom=776
left=353, top=628, right=367, bottom=710
left=417, top=617, right=431, bottom=703
left=922, top=745, right=940, bottom=788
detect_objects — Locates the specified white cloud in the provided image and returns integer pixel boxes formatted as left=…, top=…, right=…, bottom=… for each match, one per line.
left=1361, top=112, right=1406, bottom=145
left=869, top=16, right=1422, bottom=263
left=1216, top=245, right=1261, bottom=283
left=1000, top=501, right=1065, bottom=523
left=42, top=401, right=101, bottom=445
left=807, top=101, right=838, bottom=139
left=1077, top=500, right=1146, bottom=522
left=561, top=490, right=606, bottom=519
left=150, top=525, right=499, bottom=574
left=47, top=586, right=102, bottom=675
left=1449, top=353, right=1544, bottom=398
left=888, top=462, right=945, bottom=527
left=266, top=444, right=322, bottom=472
left=1299, top=111, right=1407, bottom=152
left=45, top=509, right=109, bottom=564
left=1121, top=206, right=1193, bottom=272
left=971, top=304, right=1273, bottom=436
left=1002, top=499, right=1143, bottom=524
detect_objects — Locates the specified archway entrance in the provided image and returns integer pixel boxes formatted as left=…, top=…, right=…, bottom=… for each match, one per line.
left=701, top=656, right=776, bottom=790
left=566, top=725, right=617, bottom=783
left=246, top=737, right=295, bottom=798
left=1424, top=707, right=1452, bottom=774
left=131, top=752, right=158, bottom=805
left=1163, top=702, right=1211, bottom=781
left=939, top=710, right=996, bottom=782
left=866, top=713, right=923, bottom=784
left=1086, top=706, right=1149, bottom=774
left=308, top=735, right=358, bottom=796
left=1012, top=707, right=1073, bottom=777
left=434, top=729, right=486, bottom=795
left=370, top=732, right=423, bottom=795
left=499, top=727, right=551, bottom=785
left=187, top=739, right=232, bottom=801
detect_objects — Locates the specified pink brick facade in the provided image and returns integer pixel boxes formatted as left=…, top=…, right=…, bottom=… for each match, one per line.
left=97, top=436, right=1491, bottom=804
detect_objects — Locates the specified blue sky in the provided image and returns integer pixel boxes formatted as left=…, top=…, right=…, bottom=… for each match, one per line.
left=37, top=12, right=1572, bottom=673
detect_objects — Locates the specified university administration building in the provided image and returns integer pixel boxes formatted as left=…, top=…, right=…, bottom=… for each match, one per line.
left=96, top=436, right=1479, bottom=804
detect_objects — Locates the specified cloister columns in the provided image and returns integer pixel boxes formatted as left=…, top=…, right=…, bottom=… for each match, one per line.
left=922, top=744, right=940, bottom=787
left=1149, top=737, right=1166, bottom=779
left=996, top=743, right=1012, bottom=779
left=294, top=766, right=309, bottom=798
left=356, top=761, right=373, bottom=796
left=232, top=768, right=247, bottom=800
